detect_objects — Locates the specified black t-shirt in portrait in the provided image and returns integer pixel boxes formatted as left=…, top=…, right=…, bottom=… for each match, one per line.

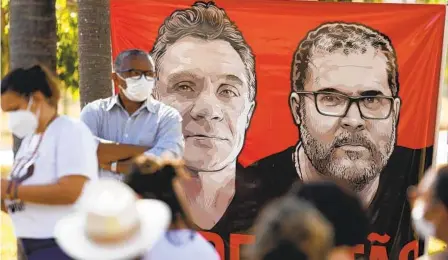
left=247, top=145, right=431, bottom=259
left=202, top=159, right=298, bottom=260
left=199, top=145, right=430, bottom=260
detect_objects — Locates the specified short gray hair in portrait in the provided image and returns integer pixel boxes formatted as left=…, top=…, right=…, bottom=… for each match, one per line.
left=245, top=196, right=334, bottom=260
left=291, top=22, right=399, bottom=96
left=150, top=1, right=256, bottom=101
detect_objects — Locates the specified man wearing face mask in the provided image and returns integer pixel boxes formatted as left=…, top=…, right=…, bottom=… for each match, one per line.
left=408, top=164, right=448, bottom=260
left=80, top=49, right=184, bottom=180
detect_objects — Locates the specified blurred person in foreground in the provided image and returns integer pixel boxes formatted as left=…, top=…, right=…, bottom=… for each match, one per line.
left=54, top=179, right=171, bottom=260
left=408, top=164, right=448, bottom=260
left=245, top=196, right=335, bottom=260
left=80, top=49, right=184, bottom=180
left=290, top=180, right=370, bottom=259
left=125, top=154, right=220, bottom=260
left=0, top=64, right=98, bottom=259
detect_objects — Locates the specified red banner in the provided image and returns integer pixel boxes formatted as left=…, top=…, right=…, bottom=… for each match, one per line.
left=110, top=1, right=446, bottom=259
left=111, top=0, right=445, bottom=165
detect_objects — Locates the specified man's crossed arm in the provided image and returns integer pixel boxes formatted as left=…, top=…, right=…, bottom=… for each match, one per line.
left=96, top=140, right=149, bottom=164
left=80, top=101, right=184, bottom=175
left=96, top=141, right=148, bottom=174
left=80, top=103, right=148, bottom=174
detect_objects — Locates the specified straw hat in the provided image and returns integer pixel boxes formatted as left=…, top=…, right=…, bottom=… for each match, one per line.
left=54, top=179, right=171, bottom=260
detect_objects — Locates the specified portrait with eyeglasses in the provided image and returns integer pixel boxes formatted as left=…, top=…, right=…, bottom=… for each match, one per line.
left=248, top=22, right=428, bottom=258
left=294, top=91, right=396, bottom=120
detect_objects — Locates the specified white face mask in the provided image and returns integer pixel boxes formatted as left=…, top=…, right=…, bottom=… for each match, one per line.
left=8, top=97, right=40, bottom=139
left=120, top=76, right=155, bottom=102
left=412, top=200, right=436, bottom=238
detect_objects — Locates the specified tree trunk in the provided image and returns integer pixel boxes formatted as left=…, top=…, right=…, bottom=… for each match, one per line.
left=77, top=0, right=112, bottom=109
left=9, top=3, right=57, bottom=259
left=9, top=0, right=57, bottom=156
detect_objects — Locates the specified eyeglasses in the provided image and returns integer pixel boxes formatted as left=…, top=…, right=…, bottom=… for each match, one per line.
left=295, top=91, right=396, bottom=120
left=116, top=69, right=157, bottom=81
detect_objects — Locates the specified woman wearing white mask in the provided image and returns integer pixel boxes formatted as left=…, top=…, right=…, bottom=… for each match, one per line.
left=408, top=164, right=448, bottom=260
left=0, top=64, right=99, bottom=260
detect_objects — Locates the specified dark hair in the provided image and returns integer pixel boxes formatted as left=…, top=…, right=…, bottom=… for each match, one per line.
left=434, top=164, right=448, bottom=208
left=1, top=64, right=61, bottom=107
left=125, top=157, right=194, bottom=244
left=291, top=22, right=399, bottom=97
left=125, top=162, right=185, bottom=224
left=114, top=49, right=150, bottom=71
left=262, top=241, right=308, bottom=260
left=247, top=196, right=333, bottom=260
left=290, top=180, right=370, bottom=247
left=150, top=1, right=256, bottom=101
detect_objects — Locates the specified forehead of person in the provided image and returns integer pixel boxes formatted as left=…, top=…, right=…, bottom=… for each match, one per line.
left=306, top=47, right=391, bottom=96
left=1, top=81, right=48, bottom=112
left=118, top=53, right=155, bottom=73
left=1, top=90, right=32, bottom=111
left=157, top=36, right=249, bottom=95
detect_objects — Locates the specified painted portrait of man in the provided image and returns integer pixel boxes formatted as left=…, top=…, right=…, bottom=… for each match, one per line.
left=250, top=22, right=431, bottom=257
left=150, top=1, right=261, bottom=242
left=291, top=22, right=401, bottom=199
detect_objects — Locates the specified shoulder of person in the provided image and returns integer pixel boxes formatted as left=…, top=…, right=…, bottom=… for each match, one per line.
left=247, top=145, right=296, bottom=170
left=152, top=100, right=182, bottom=121
left=81, top=96, right=114, bottom=113
left=245, top=145, right=299, bottom=196
left=381, top=145, right=429, bottom=181
left=54, top=116, right=94, bottom=137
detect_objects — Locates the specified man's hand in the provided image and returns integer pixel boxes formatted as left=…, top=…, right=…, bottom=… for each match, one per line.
left=133, top=155, right=164, bottom=174
left=1, top=199, right=7, bottom=212
left=1, top=179, right=10, bottom=199
left=133, top=152, right=190, bottom=179
left=160, top=153, right=190, bottom=180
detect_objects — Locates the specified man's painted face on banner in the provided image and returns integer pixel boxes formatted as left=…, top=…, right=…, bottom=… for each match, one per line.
left=157, top=36, right=255, bottom=172
left=292, top=49, right=400, bottom=190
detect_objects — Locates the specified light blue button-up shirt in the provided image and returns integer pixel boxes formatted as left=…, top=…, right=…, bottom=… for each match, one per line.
left=80, top=95, right=184, bottom=180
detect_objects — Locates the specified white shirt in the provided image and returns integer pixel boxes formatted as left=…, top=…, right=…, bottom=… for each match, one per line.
left=144, top=230, right=220, bottom=260
left=5, top=116, right=99, bottom=238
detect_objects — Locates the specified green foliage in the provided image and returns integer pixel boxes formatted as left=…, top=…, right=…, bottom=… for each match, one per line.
left=56, top=0, right=79, bottom=99
left=421, top=0, right=447, bottom=3
left=1, top=0, right=79, bottom=98
left=1, top=0, right=10, bottom=77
